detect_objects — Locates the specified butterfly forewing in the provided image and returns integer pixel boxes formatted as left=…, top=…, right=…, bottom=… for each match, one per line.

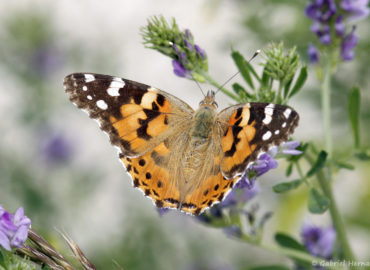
left=64, top=73, right=193, bottom=156
left=218, top=103, right=299, bottom=179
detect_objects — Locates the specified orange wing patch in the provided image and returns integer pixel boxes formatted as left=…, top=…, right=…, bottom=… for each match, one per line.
left=181, top=173, right=238, bottom=215
left=111, top=90, right=171, bottom=156
left=221, top=106, right=256, bottom=179
left=121, top=142, right=181, bottom=209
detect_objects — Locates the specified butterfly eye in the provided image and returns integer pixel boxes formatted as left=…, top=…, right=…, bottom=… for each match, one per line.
left=212, top=101, right=218, bottom=108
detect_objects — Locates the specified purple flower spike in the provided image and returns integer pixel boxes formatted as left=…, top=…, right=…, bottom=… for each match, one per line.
left=301, top=223, right=336, bottom=258
left=341, top=0, right=370, bottom=21
left=308, top=43, right=320, bottom=63
left=305, top=0, right=337, bottom=22
left=0, top=206, right=31, bottom=251
left=341, top=27, right=358, bottom=61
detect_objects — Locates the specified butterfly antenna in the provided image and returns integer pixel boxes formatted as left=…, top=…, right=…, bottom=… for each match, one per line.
left=215, top=50, right=260, bottom=95
left=191, top=73, right=206, bottom=97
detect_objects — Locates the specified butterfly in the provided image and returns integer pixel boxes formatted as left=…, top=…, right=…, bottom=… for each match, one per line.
left=64, top=73, right=299, bottom=215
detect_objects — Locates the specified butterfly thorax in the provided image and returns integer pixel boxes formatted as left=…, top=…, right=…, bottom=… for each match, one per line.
left=181, top=100, right=218, bottom=192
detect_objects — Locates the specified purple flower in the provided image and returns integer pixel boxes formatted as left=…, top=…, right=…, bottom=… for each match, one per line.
left=221, top=182, right=260, bottom=207
left=184, top=39, right=193, bottom=51
left=279, top=140, right=303, bottom=155
left=308, top=43, right=320, bottom=63
left=335, top=15, right=345, bottom=36
left=184, top=29, right=193, bottom=40
left=301, top=223, right=336, bottom=258
left=194, top=44, right=206, bottom=59
left=172, top=59, right=190, bottom=78
left=40, top=131, right=73, bottom=164
left=0, top=206, right=31, bottom=251
left=157, top=207, right=170, bottom=216
left=305, top=0, right=337, bottom=22
left=236, top=141, right=301, bottom=189
left=341, top=27, right=358, bottom=61
left=33, top=46, right=62, bottom=77
left=341, top=0, right=370, bottom=21
left=305, top=0, right=368, bottom=63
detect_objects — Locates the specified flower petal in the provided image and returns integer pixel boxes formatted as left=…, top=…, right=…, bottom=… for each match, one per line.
left=0, top=230, right=11, bottom=251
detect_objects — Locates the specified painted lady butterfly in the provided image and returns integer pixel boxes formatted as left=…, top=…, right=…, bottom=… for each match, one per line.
left=64, top=73, right=299, bottom=215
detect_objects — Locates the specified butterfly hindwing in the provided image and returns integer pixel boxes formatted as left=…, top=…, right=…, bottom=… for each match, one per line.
left=218, top=103, right=299, bottom=179
left=64, top=73, right=193, bottom=157
left=120, top=141, right=181, bottom=210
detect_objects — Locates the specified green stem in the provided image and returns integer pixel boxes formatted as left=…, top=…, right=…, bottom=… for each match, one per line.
left=198, top=70, right=241, bottom=101
left=319, top=57, right=355, bottom=265
left=276, top=81, right=283, bottom=104
left=317, top=170, right=356, bottom=264
left=295, top=161, right=310, bottom=187
left=322, top=62, right=332, bottom=157
left=305, top=155, right=356, bottom=265
left=260, top=244, right=338, bottom=270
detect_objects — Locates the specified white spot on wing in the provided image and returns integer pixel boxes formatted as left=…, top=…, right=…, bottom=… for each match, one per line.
left=82, top=86, right=88, bottom=91
left=84, top=74, right=95, bottom=82
left=284, top=108, right=292, bottom=118
left=263, top=115, right=272, bottom=124
left=274, top=130, right=280, bottom=135
left=96, top=100, right=108, bottom=110
left=282, top=122, right=287, bottom=128
left=265, top=103, right=275, bottom=114
left=87, top=95, right=92, bottom=100
left=262, top=131, right=272, bottom=141
left=263, top=104, right=274, bottom=124
left=107, top=80, right=124, bottom=96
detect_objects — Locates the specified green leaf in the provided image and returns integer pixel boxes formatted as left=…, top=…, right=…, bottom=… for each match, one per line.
left=231, top=51, right=255, bottom=89
left=232, top=83, right=246, bottom=95
left=306, top=151, right=327, bottom=177
left=308, top=187, right=330, bottom=214
left=355, top=150, right=370, bottom=161
left=275, top=232, right=306, bottom=251
left=288, top=66, right=307, bottom=98
left=348, top=86, right=360, bottom=148
left=285, top=163, right=293, bottom=177
left=283, top=77, right=293, bottom=98
left=261, top=67, right=270, bottom=88
left=273, top=179, right=302, bottom=193
left=333, top=160, right=355, bottom=170
left=274, top=233, right=311, bottom=268
left=248, top=266, right=290, bottom=270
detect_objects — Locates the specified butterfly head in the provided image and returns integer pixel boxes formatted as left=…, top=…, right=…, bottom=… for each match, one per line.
left=199, top=90, right=218, bottom=109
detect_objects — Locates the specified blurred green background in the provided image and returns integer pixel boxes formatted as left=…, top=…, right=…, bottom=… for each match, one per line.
left=0, top=1, right=369, bottom=269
